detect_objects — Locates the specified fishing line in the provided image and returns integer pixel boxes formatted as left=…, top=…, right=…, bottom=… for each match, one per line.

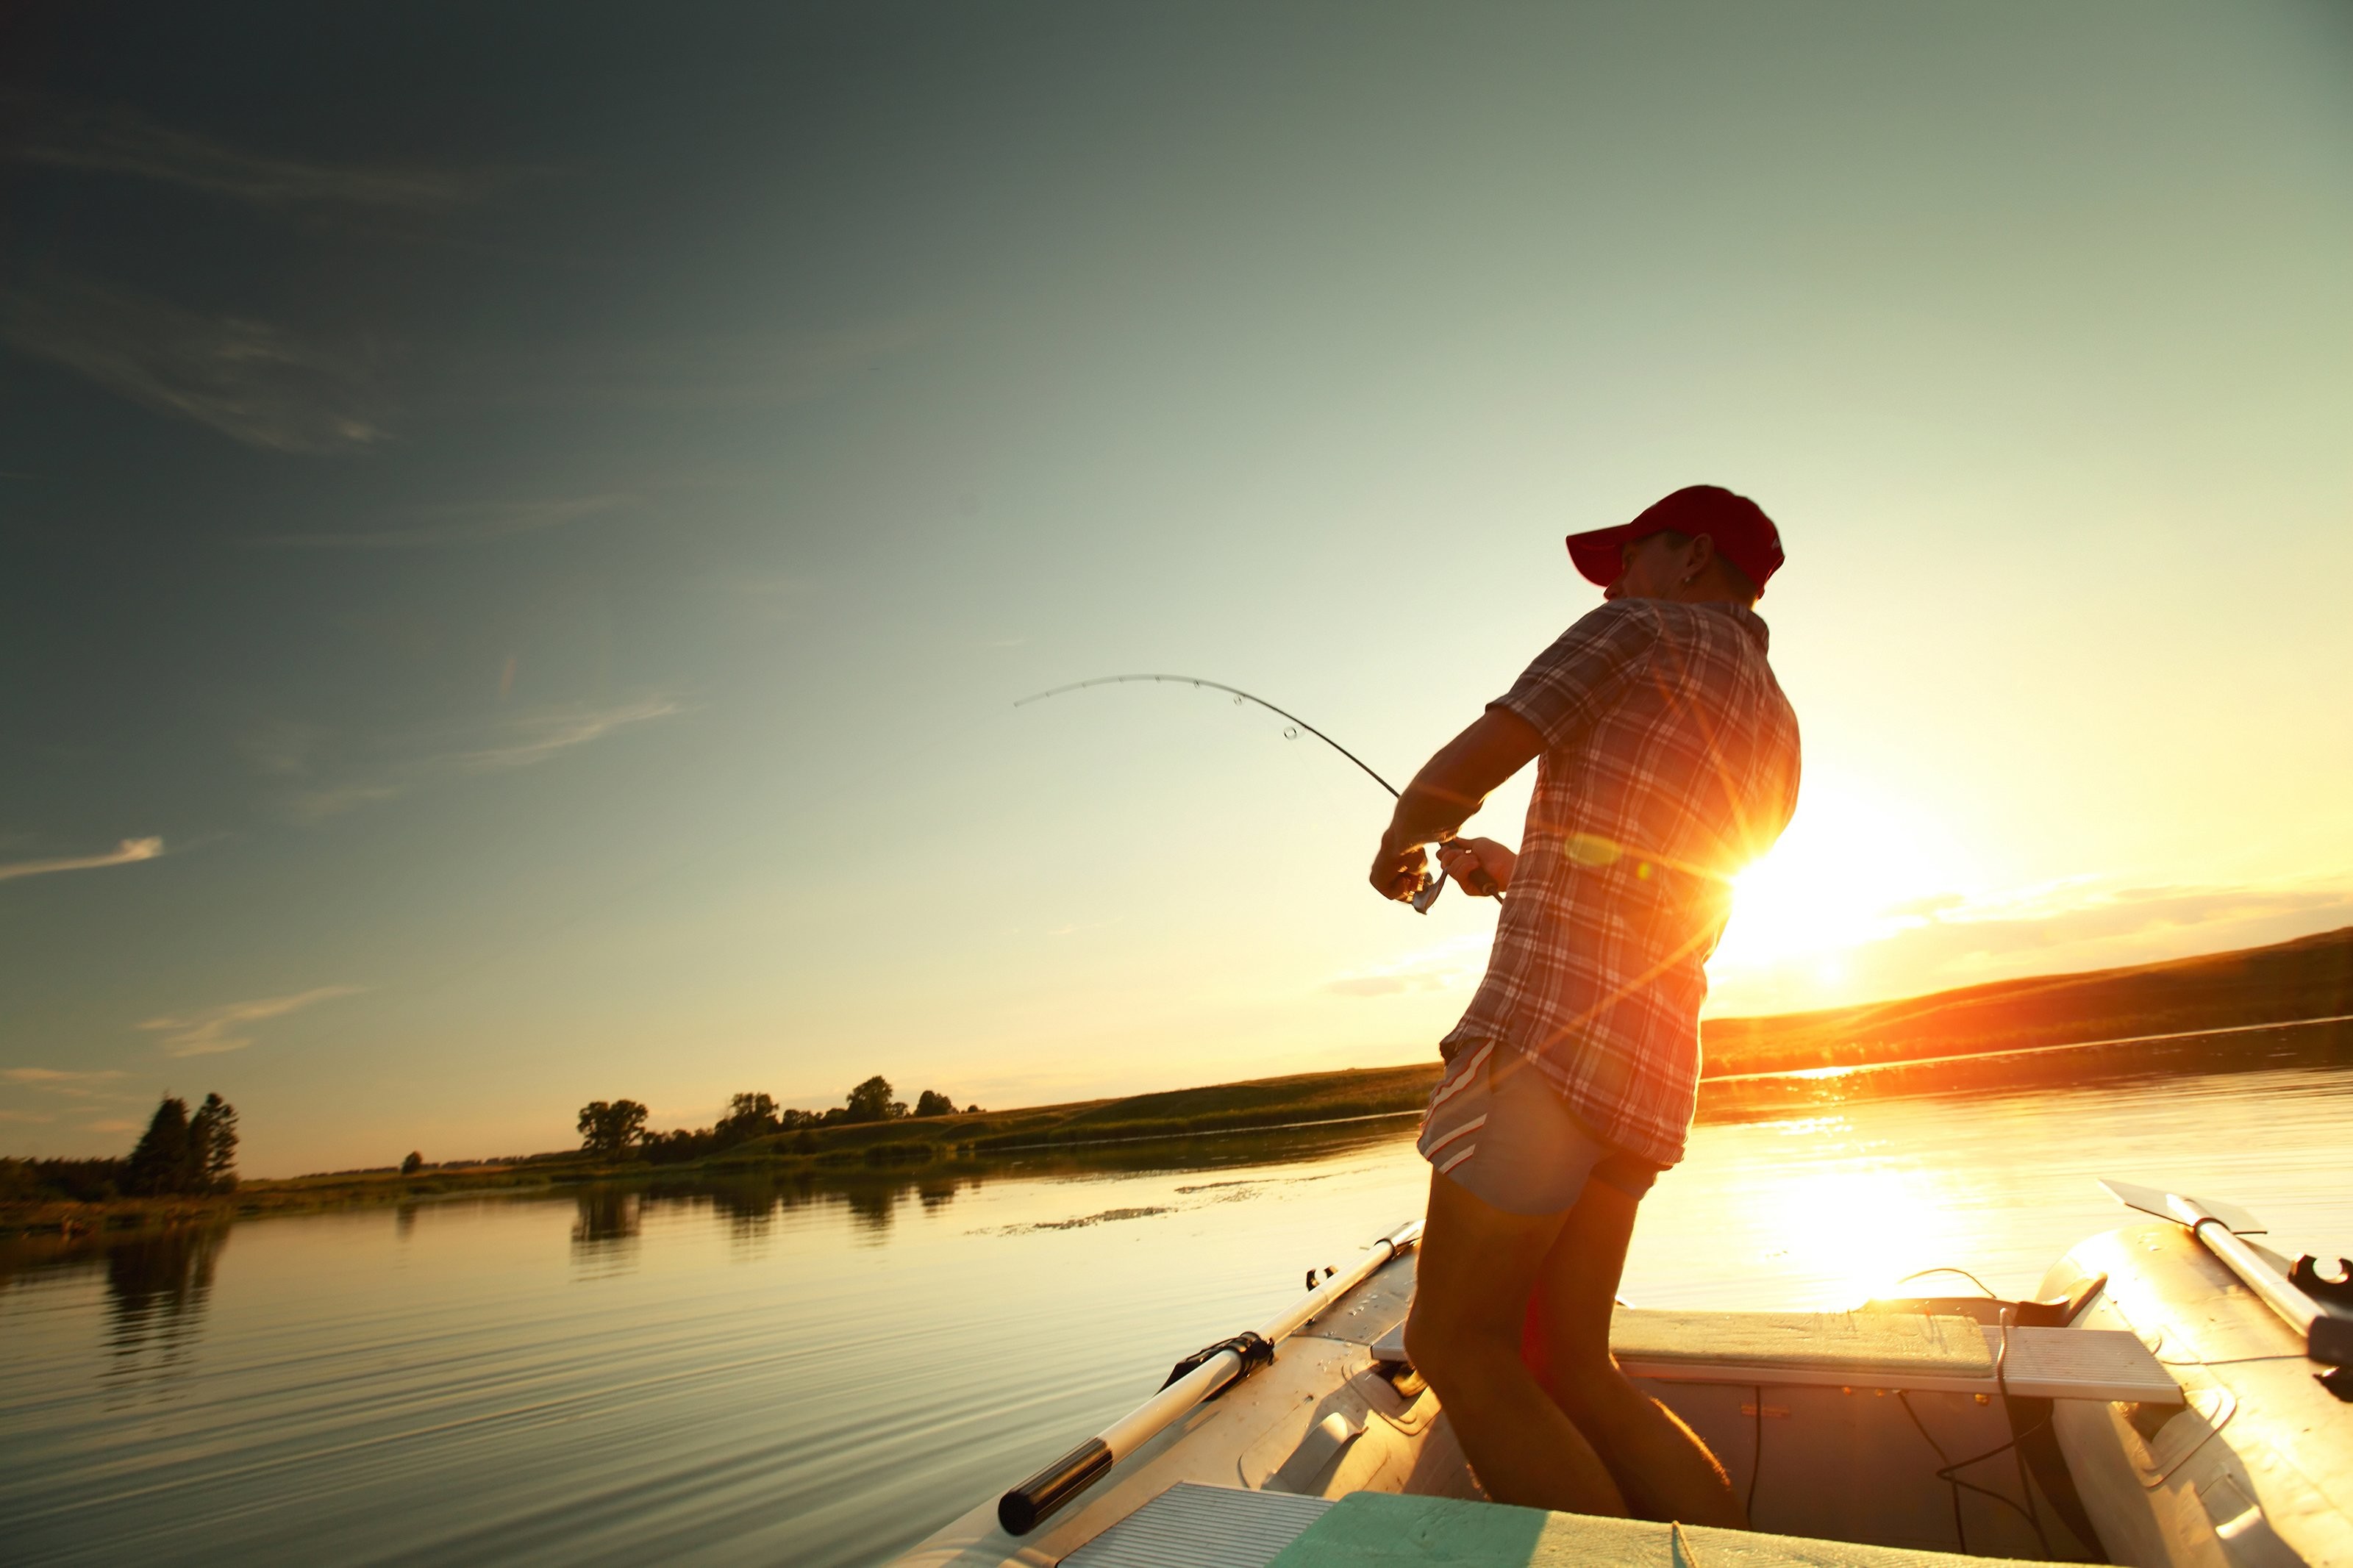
left=1013, top=673, right=1497, bottom=912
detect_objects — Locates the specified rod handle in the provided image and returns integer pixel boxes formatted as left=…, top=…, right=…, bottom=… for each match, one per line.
left=998, top=1437, right=1113, bottom=1536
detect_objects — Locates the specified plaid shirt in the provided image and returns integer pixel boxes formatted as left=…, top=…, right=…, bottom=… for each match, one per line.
left=1440, top=598, right=1801, bottom=1167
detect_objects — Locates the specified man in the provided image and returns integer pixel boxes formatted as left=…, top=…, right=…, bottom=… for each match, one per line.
left=1368, top=484, right=1802, bottom=1523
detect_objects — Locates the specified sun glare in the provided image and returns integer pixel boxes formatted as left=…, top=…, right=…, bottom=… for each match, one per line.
left=1713, top=773, right=1972, bottom=992
left=1729, top=1153, right=1972, bottom=1308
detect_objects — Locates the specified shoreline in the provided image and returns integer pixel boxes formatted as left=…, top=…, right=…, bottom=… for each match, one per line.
left=8, top=1008, right=2349, bottom=1241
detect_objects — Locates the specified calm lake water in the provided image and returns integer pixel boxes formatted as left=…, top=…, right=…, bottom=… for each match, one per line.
left=5, top=1056, right=2351, bottom=1567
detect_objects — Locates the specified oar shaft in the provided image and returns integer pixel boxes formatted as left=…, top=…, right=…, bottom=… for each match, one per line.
left=1265, top=1218, right=1423, bottom=1341
left=2168, top=1195, right=2349, bottom=1364
left=998, top=1354, right=1241, bottom=1534
left=996, top=1218, right=1422, bottom=1536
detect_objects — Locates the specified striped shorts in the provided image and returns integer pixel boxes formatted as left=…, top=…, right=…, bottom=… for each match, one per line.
left=1415, top=1042, right=1663, bottom=1216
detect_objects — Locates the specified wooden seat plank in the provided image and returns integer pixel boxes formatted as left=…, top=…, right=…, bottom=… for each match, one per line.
left=1369, top=1313, right=2181, bottom=1404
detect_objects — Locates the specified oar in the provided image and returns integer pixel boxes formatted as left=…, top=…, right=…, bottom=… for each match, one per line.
left=996, top=1216, right=1424, bottom=1536
left=2099, top=1178, right=2352, bottom=1365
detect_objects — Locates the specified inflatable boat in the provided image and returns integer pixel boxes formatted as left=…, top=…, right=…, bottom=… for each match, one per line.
left=890, top=1181, right=2352, bottom=1568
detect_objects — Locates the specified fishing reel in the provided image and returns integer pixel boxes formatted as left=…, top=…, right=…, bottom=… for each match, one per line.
left=1412, top=842, right=1502, bottom=914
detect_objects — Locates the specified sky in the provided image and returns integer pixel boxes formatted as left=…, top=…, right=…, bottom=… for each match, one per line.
left=3, top=1, right=2349, bottom=1176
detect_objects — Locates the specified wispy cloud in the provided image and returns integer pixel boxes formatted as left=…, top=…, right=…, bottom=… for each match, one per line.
left=82, top=1119, right=140, bottom=1134
left=138, top=984, right=362, bottom=1058
left=244, top=495, right=635, bottom=551
left=2, top=1068, right=129, bottom=1086
left=7, top=98, right=497, bottom=212
left=251, top=695, right=687, bottom=822
left=0, top=1110, right=56, bottom=1124
left=0, top=275, right=389, bottom=452
left=437, top=698, right=684, bottom=773
left=1322, top=931, right=1496, bottom=998
left=0, top=837, right=163, bottom=884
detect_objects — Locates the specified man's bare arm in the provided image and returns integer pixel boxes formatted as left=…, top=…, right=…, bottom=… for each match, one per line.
left=1368, top=708, right=1544, bottom=903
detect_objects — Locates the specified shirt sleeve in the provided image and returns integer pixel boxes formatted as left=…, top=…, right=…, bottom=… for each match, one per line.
left=1490, top=600, right=1658, bottom=750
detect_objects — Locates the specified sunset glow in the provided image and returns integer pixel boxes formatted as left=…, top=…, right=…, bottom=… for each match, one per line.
left=2, top=4, right=2349, bottom=1173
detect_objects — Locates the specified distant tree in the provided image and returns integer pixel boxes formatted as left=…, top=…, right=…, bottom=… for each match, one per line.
left=843, top=1075, right=904, bottom=1124
left=576, top=1099, right=650, bottom=1158
left=188, top=1093, right=239, bottom=1191
left=401, top=1151, right=424, bottom=1175
left=124, top=1097, right=193, bottom=1196
left=964, top=1103, right=982, bottom=1115
left=914, top=1090, right=955, bottom=1117
left=724, top=1092, right=780, bottom=1134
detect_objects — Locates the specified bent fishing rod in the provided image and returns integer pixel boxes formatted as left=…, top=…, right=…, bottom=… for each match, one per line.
left=1013, top=673, right=1499, bottom=911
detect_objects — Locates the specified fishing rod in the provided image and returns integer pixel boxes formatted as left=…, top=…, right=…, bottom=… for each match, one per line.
left=1013, top=673, right=1499, bottom=912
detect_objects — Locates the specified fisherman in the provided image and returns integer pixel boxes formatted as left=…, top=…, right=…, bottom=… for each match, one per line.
left=1371, top=485, right=1801, bottom=1523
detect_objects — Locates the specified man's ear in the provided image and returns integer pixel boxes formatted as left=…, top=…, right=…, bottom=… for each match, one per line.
left=1685, top=533, right=1718, bottom=579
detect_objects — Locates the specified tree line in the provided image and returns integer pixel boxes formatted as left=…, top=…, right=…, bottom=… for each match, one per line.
left=0, top=1092, right=240, bottom=1204
left=576, top=1075, right=979, bottom=1162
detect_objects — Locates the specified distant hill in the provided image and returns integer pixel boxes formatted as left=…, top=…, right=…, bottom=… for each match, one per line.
left=1700, top=923, right=2353, bottom=1077
left=12, top=926, right=2350, bottom=1234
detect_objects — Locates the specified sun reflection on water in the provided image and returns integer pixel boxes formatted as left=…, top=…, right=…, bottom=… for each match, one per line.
left=1646, top=1115, right=1982, bottom=1310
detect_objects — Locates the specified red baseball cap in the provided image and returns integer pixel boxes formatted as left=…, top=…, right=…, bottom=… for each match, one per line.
left=1565, top=485, right=1785, bottom=598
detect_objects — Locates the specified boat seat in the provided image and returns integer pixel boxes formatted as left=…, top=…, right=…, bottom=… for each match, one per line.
left=1265, top=1489, right=2079, bottom=1567
left=1370, top=1309, right=2182, bottom=1405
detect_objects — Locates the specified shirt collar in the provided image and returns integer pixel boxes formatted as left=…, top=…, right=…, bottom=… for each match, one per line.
left=1699, top=598, right=1771, bottom=653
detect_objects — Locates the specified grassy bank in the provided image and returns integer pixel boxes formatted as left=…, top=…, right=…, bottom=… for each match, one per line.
left=11, top=923, right=2350, bottom=1238
left=1700, top=923, right=2353, bottom=1075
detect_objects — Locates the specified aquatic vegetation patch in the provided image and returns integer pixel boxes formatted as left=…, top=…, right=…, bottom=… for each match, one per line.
left=979, top=1205, right=1174, bottom=1235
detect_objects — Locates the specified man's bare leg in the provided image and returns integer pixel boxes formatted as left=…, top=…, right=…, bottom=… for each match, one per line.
left=1404, top=1170, right=1630, bottom=1515
left=1532, top=1179, right=1747, bottom=1526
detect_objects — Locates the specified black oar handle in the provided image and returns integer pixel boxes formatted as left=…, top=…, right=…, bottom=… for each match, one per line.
left=998, top=1438, right=1113, bottom=1536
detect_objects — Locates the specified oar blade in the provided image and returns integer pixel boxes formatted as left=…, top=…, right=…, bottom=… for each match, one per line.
left=2099, top=1177, right=2266, bottom=1234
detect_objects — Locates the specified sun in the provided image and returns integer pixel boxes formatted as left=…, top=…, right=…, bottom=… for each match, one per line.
left=1711, top=770, right=1971, bottom=993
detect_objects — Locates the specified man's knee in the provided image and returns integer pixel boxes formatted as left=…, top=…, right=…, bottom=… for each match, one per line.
left=1401, top=1297, right=1451, bottom=1381
left=1403, top=1294, right=1502, bottom=1388
left=1538, top=1343, right=1625, bottom=1422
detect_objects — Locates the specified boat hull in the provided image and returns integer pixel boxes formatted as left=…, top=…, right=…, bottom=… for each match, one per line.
left=2043, top=1223, right=2353, bottom=1568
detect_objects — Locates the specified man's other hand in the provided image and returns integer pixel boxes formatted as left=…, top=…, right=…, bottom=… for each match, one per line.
left=1438, top=837, right=1515, bottom=896
left=1370, top=834, right=1432, bottom=903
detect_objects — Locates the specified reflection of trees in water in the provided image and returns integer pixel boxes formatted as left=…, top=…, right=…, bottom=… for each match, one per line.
left=704, top=1177, right=797, bottom=1244
left=711, top=1185, right=773, bottom=1242
left=840, top=1181, right=898, bottom=1234
left=102, top=1224, right=230, bottom=1395
left=835, top=1173, right=972, bottom=1234
left=560, top=1169, right=996, bottom=1249
left=571, top=1186, right=642, bottom=1254
left=395, top=1203, right=420, bottom=1239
